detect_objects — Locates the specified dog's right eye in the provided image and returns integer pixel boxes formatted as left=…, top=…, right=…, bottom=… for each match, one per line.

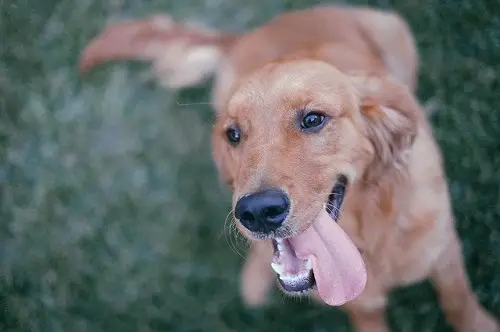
left=226, top=125, right=241, bottom=145
left=300, top=111, right=327, bottom=131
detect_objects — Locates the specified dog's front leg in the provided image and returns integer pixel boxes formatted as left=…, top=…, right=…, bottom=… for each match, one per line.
left=240, top=240, right=275, bottom=307
left=345, top=307, right=389, bottom=332
left=430, top=229, right=499, bottom=332
left=343, top=270, right=390, bottom=332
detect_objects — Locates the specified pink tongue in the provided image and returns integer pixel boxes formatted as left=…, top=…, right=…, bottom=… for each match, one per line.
left=289, top=209, right=367, bottom=306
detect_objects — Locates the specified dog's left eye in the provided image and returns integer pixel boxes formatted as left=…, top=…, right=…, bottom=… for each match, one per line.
left=300, top=112, right=326, bottom=130
left=226, top=125, right=241, bottom=145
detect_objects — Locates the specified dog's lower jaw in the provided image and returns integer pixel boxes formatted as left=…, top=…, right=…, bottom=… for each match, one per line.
left=272, top=238, right=316, bottom=294
left=278, top=270, right=316, bottom=296
left=270, top=176, right=349, bottom=298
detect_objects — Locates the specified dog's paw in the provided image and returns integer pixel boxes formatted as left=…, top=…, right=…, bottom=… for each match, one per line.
left=239, top=241, right=275, bottom=308
left=240, top=269, right=273, bottom=307
left=471, top=310, right=500, bottom=332
left=241, top=285, right=270, bottom=308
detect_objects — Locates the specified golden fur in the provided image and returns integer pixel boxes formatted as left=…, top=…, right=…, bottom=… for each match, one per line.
left=79, top=4, right=498, bottom=331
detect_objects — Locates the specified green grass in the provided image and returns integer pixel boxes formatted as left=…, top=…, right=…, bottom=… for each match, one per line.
left=1, top=0, right=499, bottom=331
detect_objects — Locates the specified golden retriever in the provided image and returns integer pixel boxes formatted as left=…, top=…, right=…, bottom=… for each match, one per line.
left=79, top=4, right=499, bottom=331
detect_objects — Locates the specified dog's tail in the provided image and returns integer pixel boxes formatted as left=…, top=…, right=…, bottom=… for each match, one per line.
left=79, top=15, right=239, bottom=88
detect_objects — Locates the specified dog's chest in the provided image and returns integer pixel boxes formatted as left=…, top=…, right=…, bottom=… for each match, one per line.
left=340, top=192, right=446, bottom=286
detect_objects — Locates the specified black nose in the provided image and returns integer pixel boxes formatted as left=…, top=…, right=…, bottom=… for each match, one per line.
left=234, top=188, right=290, bottom=233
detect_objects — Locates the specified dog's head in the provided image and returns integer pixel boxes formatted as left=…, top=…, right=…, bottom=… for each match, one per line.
left=212, top=59, right=420, bottom=305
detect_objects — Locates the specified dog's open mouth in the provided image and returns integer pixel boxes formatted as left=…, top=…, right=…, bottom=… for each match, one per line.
left=270, top=175, right=367, bottom=306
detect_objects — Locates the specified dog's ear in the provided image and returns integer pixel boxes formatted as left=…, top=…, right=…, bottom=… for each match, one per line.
left=350, top=74, right=421, bottom=178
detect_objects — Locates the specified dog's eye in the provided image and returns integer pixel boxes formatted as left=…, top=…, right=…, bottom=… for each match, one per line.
left=300, top=112, right=326, bottom=130
left=226, top=125, right=241, bottom=145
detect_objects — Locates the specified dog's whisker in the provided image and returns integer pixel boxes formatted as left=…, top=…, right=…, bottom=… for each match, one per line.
left=233, top=229, right=250, bottom=257
left=176, top=100, right=212, bottom=106
left=220, top=210, right=247, bottom=259
left=226, top=228, right=244, bottom=259
left=219, top=208, right=235, bottom=239
left=220, top=208, right=248, bottom=259
left=227, top=217, right=248, bottom=259
left=305, top=198, right=345, bottom=220
left=227, top=230, right=243, bottom=258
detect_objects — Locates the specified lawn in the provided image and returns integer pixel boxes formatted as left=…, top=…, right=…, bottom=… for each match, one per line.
left=1, top=0, right=499, bottom=331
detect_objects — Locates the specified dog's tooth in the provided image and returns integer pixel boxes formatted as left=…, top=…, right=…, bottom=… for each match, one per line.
left=279, top=274, right=294, bottom=281
left=279, top=273, right=309, bottom=282
left=276, top=239, right=285, bottom=251
left=271, top=262, right=283, bottom=275
left=305, top=258, right=312, bottom=271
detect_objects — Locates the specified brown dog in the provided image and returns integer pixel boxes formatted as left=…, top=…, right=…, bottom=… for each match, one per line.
left=79, top=4, right=499, bottom=332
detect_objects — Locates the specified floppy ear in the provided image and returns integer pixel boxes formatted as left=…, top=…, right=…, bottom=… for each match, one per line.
left=350, top=74, right=421, bottom=178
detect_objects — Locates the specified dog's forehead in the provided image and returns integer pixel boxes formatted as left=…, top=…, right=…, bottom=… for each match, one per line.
left=226, top=60, right=354, bottom=117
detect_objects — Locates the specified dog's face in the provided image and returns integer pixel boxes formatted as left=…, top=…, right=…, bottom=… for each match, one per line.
left=211, top=59, right=418, bottom=304
left=213, top=59, right=417, bottom=238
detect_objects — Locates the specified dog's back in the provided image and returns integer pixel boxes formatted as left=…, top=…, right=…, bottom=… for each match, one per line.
left=79, top=6, right=418, bottom=111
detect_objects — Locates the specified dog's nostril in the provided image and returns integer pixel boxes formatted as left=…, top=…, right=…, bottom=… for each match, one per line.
left=263, top=206, right=286, bottom=219
left=240, top=211, right=255, bottom=222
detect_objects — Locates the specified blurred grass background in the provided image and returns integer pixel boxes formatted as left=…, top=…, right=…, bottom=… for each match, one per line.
left=1, top=0, right=500, bottom=331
